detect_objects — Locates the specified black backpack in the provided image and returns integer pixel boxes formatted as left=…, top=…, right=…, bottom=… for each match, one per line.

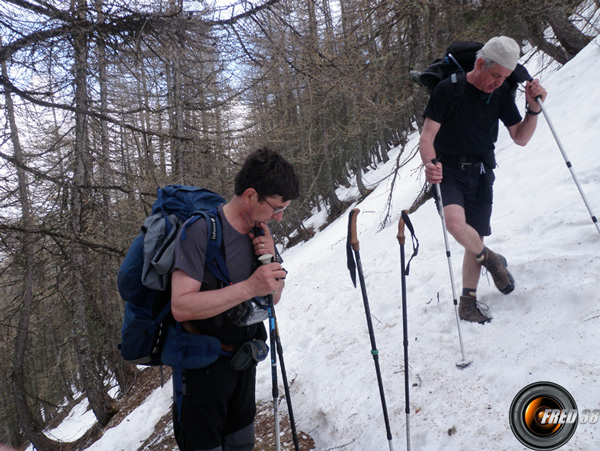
left=410, top=41, right=532, bottom=96
left=411, top=41, right=533, bottom=150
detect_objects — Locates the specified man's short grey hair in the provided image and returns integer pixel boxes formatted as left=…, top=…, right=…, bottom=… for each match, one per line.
left=476, top=49, right=497, bottom=70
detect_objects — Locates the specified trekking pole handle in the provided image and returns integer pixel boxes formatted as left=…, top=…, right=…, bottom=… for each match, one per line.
left=349, top=208, right=360, bottom=251
left=526, top=77, right=544, bottom=103
left=258, top=254, right=277, bottom=294
left=258, top=254, right=274, bottom=266
left=397, top=210, right=408, bottom=246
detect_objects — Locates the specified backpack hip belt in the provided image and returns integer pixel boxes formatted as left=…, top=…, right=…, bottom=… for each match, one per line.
left=181, top=320, right=240, bottom=353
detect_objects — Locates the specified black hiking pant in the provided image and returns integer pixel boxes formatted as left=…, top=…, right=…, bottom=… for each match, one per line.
left=173, top=356, right=256, bottom=451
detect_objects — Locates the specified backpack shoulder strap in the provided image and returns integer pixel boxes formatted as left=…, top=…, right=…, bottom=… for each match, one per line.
left=204, top=211, right=232, bottom=286
left=444, top=72, right=467, bottom=122
left=180, top=209, right=232, bottom=286
left=450, top=72, right=467, bottom=99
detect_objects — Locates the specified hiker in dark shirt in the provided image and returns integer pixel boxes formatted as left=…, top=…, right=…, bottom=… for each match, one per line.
left=170, top=147, right=299, bottom=451
left=419, top=36, right=547, bottom=324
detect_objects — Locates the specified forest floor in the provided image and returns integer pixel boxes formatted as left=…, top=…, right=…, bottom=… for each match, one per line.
left=104, top=366, right=316, bottom=451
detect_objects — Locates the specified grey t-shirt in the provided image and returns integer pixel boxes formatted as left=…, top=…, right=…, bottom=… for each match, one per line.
left=171, top=204, right=278, bottom=343
left=173, top=204, right=256, bottom=286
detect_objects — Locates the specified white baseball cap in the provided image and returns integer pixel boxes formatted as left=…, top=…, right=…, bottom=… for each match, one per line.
left=481, top=36, right=521, bottom=71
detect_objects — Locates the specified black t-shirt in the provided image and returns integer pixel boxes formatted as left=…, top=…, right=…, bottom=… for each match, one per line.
left=424, top=76, right=522, bottom=157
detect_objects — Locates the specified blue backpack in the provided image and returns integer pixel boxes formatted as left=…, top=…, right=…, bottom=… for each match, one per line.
left=117, top=185, right=233, bottom=367
left=118, top=184, right=272, bottom=425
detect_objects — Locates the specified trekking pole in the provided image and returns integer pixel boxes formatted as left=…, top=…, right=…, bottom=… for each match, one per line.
left=273, top=308, right=300, bottom=451
left=396, top=210, right=417, bottom=451
left=430, top=159, right=472, bottom=369
left=347, top=208, right=395, bottom=451
left=534, top=97, right=600, bottom=235
left=258, top=254, right=281, bottom=451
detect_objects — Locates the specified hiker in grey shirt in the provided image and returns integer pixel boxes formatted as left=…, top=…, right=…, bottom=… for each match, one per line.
left=171, top=147, right=299, bottom=451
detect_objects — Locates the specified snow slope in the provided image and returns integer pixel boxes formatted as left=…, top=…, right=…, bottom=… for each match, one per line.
left=258, top=36, right=600, bottom=451
left=28, top=35, right=600, bottom=451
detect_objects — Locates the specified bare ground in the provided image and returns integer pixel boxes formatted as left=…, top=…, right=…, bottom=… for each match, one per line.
left=106, top=366, right=316, bottom=451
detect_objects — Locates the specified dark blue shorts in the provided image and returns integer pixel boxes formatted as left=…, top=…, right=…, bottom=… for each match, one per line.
left=434, top=163, right=495, bottom=237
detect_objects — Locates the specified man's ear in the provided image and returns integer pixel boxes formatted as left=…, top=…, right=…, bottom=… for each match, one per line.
left=475, top=57, right=485, bottom=71
left=242, top=188, right=257, bottom=204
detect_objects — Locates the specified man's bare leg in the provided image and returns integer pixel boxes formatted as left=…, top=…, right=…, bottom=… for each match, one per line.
left=442, top=204, right=485, bottom=256
left=442, top=203, right=514, bottom=297
left=441, top=204, right=492, bottom=323
left=463, top=244, right=483, bottom=290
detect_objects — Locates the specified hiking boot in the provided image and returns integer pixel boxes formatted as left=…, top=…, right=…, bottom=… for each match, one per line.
left=459, top=296, right=492, bottom=324
left=476, top=248, right=515, bottom=295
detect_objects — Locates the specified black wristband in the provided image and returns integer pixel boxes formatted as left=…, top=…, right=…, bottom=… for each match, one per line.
left=526, top=104, right=541, bottom=116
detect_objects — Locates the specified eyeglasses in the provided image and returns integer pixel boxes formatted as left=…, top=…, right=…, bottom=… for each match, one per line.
left=263, top=198, right=288, bottom=215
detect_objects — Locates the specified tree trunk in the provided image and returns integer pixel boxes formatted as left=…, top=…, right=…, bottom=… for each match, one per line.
left=356, top=164, right=368, bottom=199
left=70, top=1, right=115, bottom=427
left=168, top=0, right=186, bottom=183
left=2, top=37, right=64, bottom=451
left=94, top=0, right=135, bottom=395
left=548, top=5, right=592, bottom=58
left=320, top=113, right=343, bottom=216
left=526, top=30, right=569, bottom=64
